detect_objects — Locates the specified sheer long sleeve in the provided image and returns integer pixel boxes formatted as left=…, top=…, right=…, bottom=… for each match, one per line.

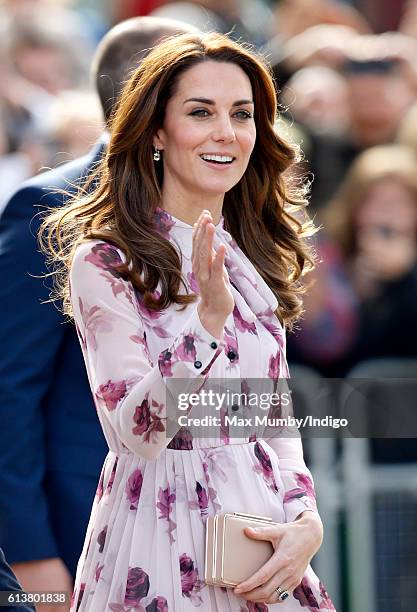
left=70, top=240, right=223, bottom=460
left=264, top=377, right=319, bottom=523
left=266, top=434, right=318, bottom=523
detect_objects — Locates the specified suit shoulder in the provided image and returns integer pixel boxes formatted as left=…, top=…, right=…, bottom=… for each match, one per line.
left=3, top=146, right=103, bottom=211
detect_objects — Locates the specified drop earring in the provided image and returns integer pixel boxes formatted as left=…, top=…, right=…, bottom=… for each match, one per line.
left=153, top=147, right=161, bottom=162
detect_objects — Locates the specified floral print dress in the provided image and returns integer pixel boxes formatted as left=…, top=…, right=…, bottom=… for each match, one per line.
left=69, top=209, right=336, bottom=612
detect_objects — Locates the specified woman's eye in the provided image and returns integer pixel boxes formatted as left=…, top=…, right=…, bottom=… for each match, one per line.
left=189, top=109, right=210, bottom=117
left=234, top=110, right=253, bottom=119
left=189, top=109, right=253, bottom=119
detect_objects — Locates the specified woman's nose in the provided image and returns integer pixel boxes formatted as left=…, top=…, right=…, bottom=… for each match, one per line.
left=211, top=114, right=236, bottom=143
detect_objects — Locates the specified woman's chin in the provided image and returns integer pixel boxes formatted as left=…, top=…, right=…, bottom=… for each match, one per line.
left=194, top=179, right=239, bottom=198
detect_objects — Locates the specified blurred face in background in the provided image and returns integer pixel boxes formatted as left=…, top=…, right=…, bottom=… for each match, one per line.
left=355, top=178, right=417, bottom=237
left=347, top=69, right=415, bottom=147
left=51, top=91, right=104, bottom=160
left=14, top=44, right=72, bottom=95
left=353, top=178, right=417, bottom=283
left=1, top=0, right=41, bottom=16
left=282, top=66, right=350, bottom=136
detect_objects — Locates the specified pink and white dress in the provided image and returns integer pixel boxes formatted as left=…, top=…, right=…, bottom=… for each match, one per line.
left=69, top=209, right=336, bottom=611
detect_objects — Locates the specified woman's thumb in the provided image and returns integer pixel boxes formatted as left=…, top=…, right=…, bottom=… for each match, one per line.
left=244, top=524, right=283, bottom=541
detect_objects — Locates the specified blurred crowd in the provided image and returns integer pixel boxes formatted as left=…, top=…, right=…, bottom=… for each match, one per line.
left=274, top=2, right=417, bottom=380
left=2, top=0, right=417, bottom=383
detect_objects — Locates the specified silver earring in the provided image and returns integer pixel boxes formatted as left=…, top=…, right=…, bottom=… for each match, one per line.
left=153, top=147, right=161, bottom=162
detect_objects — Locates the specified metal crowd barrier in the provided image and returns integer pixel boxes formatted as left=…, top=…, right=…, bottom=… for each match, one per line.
left=289, top=359, right=417, bottom=612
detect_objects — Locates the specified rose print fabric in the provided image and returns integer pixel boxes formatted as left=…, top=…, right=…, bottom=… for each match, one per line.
left=69, top=210, right=336, bottom=611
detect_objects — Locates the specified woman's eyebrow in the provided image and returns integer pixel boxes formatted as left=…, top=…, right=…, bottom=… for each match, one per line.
left=183, top=97, right=254, bottom=106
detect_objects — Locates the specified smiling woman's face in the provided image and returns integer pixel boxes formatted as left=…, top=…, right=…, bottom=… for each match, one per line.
left=153, top=60, right=256, bottom=201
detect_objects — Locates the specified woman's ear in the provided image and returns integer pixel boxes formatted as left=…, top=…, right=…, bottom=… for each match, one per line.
left=153, top=129, right=165, bottom=151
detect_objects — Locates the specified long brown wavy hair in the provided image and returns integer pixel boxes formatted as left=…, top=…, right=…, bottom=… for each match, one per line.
left=39, top=32, right=315, bottom=328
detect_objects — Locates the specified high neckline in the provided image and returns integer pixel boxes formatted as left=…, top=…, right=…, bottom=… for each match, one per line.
left=157, top=207, right=224, bottom=230
left=153, top=206, right=281, bottom=325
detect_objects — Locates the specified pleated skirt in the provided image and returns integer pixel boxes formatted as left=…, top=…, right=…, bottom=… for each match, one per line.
left=71, top=441, right=336, bottom=611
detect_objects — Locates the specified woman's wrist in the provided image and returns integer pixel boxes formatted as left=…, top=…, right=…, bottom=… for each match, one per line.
left=197, top=304, right=226, bottom=339
left=294, top=511, right=324, bottom=553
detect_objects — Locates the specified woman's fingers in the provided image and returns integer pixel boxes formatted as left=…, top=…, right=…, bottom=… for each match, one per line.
left=192, top=211, right=222, bottom=289
left=192, top=213, right=204, bottom=257
left=270, top=579, right=300, bottom=604
left=192, top=222, right=198, bottom=264
left=265, top=576, right=301, bottom=604
left=198, top=222, right=215, bottom=283
left=234, top=526, right=285, bottom=594
left=211, top=244, right=227, bottom=282
left=203, top=241, right=229, bottom=291
left=239, top=570, right=298, bottom=604
left=192, top=212, right=210, bottom=272
left=234, top=554, right=283, bottom=595
left=242, top=570, right=295, bottom=604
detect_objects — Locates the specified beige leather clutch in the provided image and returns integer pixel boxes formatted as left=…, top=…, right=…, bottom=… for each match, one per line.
left=204, top=512, right=277, bottom=588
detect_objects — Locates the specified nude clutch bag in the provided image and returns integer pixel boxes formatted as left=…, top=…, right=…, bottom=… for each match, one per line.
left=204, top=512, right=277, bottom=588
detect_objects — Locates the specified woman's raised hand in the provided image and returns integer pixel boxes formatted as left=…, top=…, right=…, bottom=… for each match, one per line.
left=192, top=210, right=234, bottom=339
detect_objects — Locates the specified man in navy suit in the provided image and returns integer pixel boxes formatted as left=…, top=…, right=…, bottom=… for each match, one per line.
left=0, top=16, right=197, bottom=610
left=0, top=548, right=35, bottom=612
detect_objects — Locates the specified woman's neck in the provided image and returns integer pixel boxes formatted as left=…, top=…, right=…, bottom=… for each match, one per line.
left=159, top=184, right=224, bottom=226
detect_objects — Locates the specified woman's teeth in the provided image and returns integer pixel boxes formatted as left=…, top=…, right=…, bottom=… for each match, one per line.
left=200, top=154, right=234, bottom=164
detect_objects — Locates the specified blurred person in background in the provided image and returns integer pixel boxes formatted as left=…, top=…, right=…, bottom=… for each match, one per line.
left=0, top=16, right=94, bottom=178
left=110, top=0, right=165, bottom=20
left=359, top=0, right=408, bottom=33
left=0, top=15, right=198, bottom=612
left=279, top=31, right=417, bottom=208
left=261, top=0, right=370, bottom=89
left=150, top=0, right=276, bottom=47
left=397, top=99, right=417, bottom=151
left=0, top=50, right=53, bottom=201
left=270, top=24, right=361, bottom=79
left=0, top=102, right=47, bottom=215
left=150, top=3, right=225, bottom=40
left=286, top=232, right=359, bottom=378
left=0, top=548, right=35, bottom=612
left=48, top=90, right=104, bottom=164
left=272, top=0, right=370, bottom=42
left=399, top=0, right=417, bottom=38
left=113, top=0, right=276, bottom=47
left=323, top=144, right=417, bottom=371
left=322, top=140, right=417, bottom=608
left=4, top=21, right=88, bottom=97
left=281, top=65, right=350, bottom=138
left=290, top=144, right=417, bottom=378
left=343, top=35, right=417, bottom=148
left=0, top=0, right=102, bottom=49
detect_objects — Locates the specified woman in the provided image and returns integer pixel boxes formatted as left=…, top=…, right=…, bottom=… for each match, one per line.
left=40, top=32, right=335, bottom=611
